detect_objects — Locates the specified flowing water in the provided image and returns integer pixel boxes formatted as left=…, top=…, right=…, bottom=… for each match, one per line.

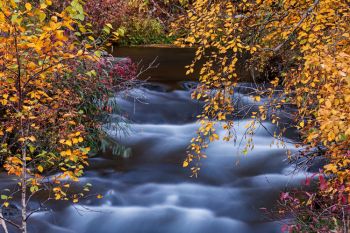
left=23, top=81, right=306, bottom=233
left=0, top=48, right=306, bottom=233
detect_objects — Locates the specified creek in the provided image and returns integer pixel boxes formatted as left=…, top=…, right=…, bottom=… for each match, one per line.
left=2, top=47, right=306, bottom=233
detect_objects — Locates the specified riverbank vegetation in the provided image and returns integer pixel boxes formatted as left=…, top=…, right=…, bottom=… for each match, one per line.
left=177, top=0, right=350, bottom=232
left=0, top=1, right=137, bottom=232
left=53, top=0, right=188, bottom=46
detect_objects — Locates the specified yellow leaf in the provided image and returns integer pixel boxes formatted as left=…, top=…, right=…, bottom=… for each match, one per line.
left=183, top=160, right=189, bottom=167
left=345, top=95, right=350, bottom=103
left=9, top=96, right=18, bottom=102
left=27, top=62, right=36, bottom=70
left=28, top=136, right=36, bottom=142
left=76, top=50, right=84, bottom=56
left=55, top=30, right=67, bottom=41
left=324, top=164, right=337, bottom=173
left=11, top=157, right=22, bottom=165
left=37, top=165, right=44, bottom=173
left=18, top=138, right=25, bottom=142
left=38, top=12, right=46, bottom=22
left=25, top=3, right=32, bottom=11
left=55, top=193, right=61, bottom=200
left=40, top=3, right=48, bottom=9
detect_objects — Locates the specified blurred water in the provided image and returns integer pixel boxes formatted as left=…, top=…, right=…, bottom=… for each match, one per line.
left=23, top=83, right=305, bottom=233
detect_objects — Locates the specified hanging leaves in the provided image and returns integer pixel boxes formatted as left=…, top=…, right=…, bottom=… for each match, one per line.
left=175, top=0, right=350, bottom=225
left=0, top=1, right=117, bottom=229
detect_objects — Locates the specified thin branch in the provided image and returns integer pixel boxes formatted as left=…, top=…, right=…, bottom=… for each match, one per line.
left=0, top=214, right=21, bottom=230
left=273, top=0, right=320, bottom=52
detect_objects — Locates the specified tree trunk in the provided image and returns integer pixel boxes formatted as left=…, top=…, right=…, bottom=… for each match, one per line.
left=0, top=212, right=9, bottom=233
left=21, top=145, right=27, bottom=233
left=20, top=117, right=27, bottom=233
left=14, top=25, right=27, bottom=233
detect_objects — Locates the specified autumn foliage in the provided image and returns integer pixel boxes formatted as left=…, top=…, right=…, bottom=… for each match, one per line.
left=52, top=0, right=189, bottom=45
left=176, top=0, right=350, bottom=231
left=0, top=0, right=137, bottom=232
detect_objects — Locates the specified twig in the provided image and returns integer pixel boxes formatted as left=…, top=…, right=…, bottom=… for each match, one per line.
left=0, top=213, right=21, bottom=230
left=273, top=0, right=320, bottom=52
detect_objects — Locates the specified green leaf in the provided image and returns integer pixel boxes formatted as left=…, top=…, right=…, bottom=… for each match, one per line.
left=102, top=26, right=111, bottom=34
left=29, top=145, right=36, bottom=153
left=30, top=186, right=39, bottom=193
left=94, top=50, right=102, bottom=58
